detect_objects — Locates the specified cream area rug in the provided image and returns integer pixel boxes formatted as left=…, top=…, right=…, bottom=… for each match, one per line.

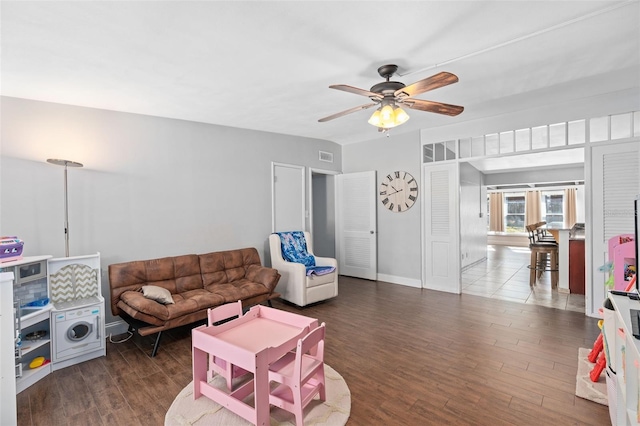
left=165, top=364, right=351, bottom=425
left=575, top=347, right=608, bottom=406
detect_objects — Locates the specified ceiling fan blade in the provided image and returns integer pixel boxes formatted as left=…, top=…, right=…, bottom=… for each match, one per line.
left=395, top=71, right=459, bottom=98
left=318, top=103, right=378, bottom=122
left=402, top=99, right=464, bottom=116
left=330, top=84, right=383, bottom=100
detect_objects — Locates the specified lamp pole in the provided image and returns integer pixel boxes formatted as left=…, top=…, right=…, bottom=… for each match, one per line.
left=47, top=159, right=83, bottom=257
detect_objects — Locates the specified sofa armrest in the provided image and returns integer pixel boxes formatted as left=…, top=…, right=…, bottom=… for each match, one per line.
left=245, top=264, right=281, bottom=293
left=271, top=256, right=307, bottom=273
left=313, top=256, right=337, bottom=269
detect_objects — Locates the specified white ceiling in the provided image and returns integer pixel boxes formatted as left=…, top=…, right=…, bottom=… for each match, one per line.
left=1, top=1, right=638, bottom=154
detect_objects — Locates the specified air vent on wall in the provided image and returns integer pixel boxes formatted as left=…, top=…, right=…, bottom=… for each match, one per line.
left=319, top=151, right=334, bottom=163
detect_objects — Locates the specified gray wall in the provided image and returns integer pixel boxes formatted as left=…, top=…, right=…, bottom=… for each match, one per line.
left=460, top=162, right=487, bottom=268
left=0, top=96, right=341, bottom=323
left=342, top=130, right=422, bottom=284
left=342, top=89, right=639, bottom=286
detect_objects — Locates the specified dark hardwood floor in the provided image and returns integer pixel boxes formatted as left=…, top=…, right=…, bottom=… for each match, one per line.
left=16, top=276, right=609, bottom=425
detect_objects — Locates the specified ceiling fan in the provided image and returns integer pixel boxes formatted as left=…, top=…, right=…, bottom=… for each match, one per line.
left=319, top=64, right=464, bottom=131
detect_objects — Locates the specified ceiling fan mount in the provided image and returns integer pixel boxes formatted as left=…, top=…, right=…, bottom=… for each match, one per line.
left=370, top=81, right=405, bottom=96
left=370, top=65, right=405, bottom=96
left=377, top=64, right=399, bottom=80
left=319, top=63, right=464, bottom=128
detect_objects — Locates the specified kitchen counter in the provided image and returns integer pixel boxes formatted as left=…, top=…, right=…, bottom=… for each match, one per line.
left=556, top=224, right=586, bottom=294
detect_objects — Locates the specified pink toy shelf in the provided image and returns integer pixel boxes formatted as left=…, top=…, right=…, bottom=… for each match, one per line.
left=608, top=234, right=636, bottom=291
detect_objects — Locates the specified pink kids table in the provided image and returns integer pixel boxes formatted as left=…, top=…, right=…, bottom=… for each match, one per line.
left=192, top=305, right=318, bottom=425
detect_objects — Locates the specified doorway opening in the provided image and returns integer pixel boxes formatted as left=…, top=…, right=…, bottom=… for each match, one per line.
left=309, top=168, right=339, bottom=258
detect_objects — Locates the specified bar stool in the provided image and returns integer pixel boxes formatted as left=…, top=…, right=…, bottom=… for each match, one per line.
left=535, top=221, right=557, bottom=243
left=526, top=224, right=558, bottom=288
left=529, top=243, right=558, bottom=288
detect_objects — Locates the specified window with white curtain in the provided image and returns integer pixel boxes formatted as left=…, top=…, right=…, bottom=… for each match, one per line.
left=541, top=190, right=564, bottom=226
left=488, top=189, right=573, bottom=233
left=504, top=193, right=525, bottom=233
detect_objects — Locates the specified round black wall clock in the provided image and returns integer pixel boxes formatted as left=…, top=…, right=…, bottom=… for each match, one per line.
left=379, top=171, right=418, bottom=213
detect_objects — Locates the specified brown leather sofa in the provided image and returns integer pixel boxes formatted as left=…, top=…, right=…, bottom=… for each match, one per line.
left=108, top=247, right=280, bottom=356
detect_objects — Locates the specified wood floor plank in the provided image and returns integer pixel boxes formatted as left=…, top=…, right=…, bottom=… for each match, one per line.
left=15, top=268, right=609, bottom=426
left=56, top=370, right=98, bottom=417
left=92, top=387, right=129, bottom=418
left=66, top=407, right=103, bottom=426
left=15, top=389, right=31, bottom=425
left=101, top=407, right=144, bottom=426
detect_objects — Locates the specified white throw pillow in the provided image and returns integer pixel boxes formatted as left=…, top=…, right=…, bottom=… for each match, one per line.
left=141, top=285, right=175, bottom=304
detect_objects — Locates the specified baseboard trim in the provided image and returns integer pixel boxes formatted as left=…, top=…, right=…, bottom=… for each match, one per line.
left=462, top=257, right=488, bottom=272
left=376, top=274, right=422, bottom=288
left=106, top=319, right=129, bottom=336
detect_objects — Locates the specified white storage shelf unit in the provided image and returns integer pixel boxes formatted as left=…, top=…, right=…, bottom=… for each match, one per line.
left=0, top=255, right=53, bottom=394
left=16, top=307, right=52, bottom=391
left=608, top=293, right=640, bottom=425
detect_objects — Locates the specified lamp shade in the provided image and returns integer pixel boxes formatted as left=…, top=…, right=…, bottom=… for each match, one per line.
left=394, top=106, right=410, bottom=125
left=368, top=104, right=410, bottom=129
left=367, top=109, right=382, bottom=127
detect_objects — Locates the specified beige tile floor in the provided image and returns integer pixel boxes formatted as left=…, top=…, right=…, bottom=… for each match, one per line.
left=462, top=244, right=586, bottom=313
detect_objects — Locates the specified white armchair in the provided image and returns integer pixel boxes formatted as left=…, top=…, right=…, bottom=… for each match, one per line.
left=269, top=232, right=338, bottom=307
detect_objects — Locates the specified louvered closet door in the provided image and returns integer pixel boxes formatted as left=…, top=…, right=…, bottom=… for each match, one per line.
left=590, top=141, right=639, bottom=316
left=336, top=171, right=377, bottom=280
left=422, top=162, right=460, bottom=293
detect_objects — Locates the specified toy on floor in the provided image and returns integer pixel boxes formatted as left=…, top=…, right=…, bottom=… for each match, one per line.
left=588, top=326, right=603, bottom=364
left=589, top=320, right=607, bottom=382
left=589, top=277, right=638, bottom=382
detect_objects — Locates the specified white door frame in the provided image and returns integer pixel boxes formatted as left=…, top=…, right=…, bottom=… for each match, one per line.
left=587, top=139, right=639, bottom=317
left=308, top=167, right=340, bottom=244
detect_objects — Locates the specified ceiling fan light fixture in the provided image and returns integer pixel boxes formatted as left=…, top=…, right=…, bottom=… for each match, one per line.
left=368, top=104, right=410, bottom=129
left=320, top=64, right=462, bottom=131
left=379, top=104, right=395, bottom=128
left=394, top=106, right=410, bottom=125
left=367, top=109, right=382, bottom=127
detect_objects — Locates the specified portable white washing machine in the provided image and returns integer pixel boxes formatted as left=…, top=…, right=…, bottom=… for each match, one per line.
left=51, top=297, right=105, bottom=368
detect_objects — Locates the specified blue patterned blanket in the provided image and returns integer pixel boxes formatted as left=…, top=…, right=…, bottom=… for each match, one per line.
left=275, top=231, right=336, bottom=276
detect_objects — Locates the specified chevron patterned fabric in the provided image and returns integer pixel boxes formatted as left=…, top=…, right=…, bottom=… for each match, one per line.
left=50, top=264, right=99, bottom=303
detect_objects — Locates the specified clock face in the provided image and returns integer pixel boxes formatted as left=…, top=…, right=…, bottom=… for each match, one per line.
left=379, top=171, right=418, bottom=213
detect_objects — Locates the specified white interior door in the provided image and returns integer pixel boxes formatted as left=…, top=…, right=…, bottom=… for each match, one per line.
left=272, top=162, right=305, bottom=232
left=422, top=162, right=460, bottom=293
left=336, top=171, right=377, bottom=280
left=589, top=141, right=639, bottom=316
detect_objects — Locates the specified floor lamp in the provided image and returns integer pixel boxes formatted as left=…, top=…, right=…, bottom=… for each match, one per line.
left=47, top=159, right=83, bottom=257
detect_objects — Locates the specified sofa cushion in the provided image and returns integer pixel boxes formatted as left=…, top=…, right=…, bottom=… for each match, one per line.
left=200, top=247, right=263, bottom=285
left=245, top=264, right=280, bottom=292
left=199, top=251, right=227, bottom=285
left=108, top=254, right=202, bottom=316
left=120, top=288, right=225, bottom=322
left=204, top=278, right=269, bottom=303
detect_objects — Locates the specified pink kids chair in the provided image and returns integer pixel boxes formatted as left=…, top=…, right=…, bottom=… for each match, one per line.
left=206, top=300, right=250, bottom=390
left=268, top=322, right=326, bottom=426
